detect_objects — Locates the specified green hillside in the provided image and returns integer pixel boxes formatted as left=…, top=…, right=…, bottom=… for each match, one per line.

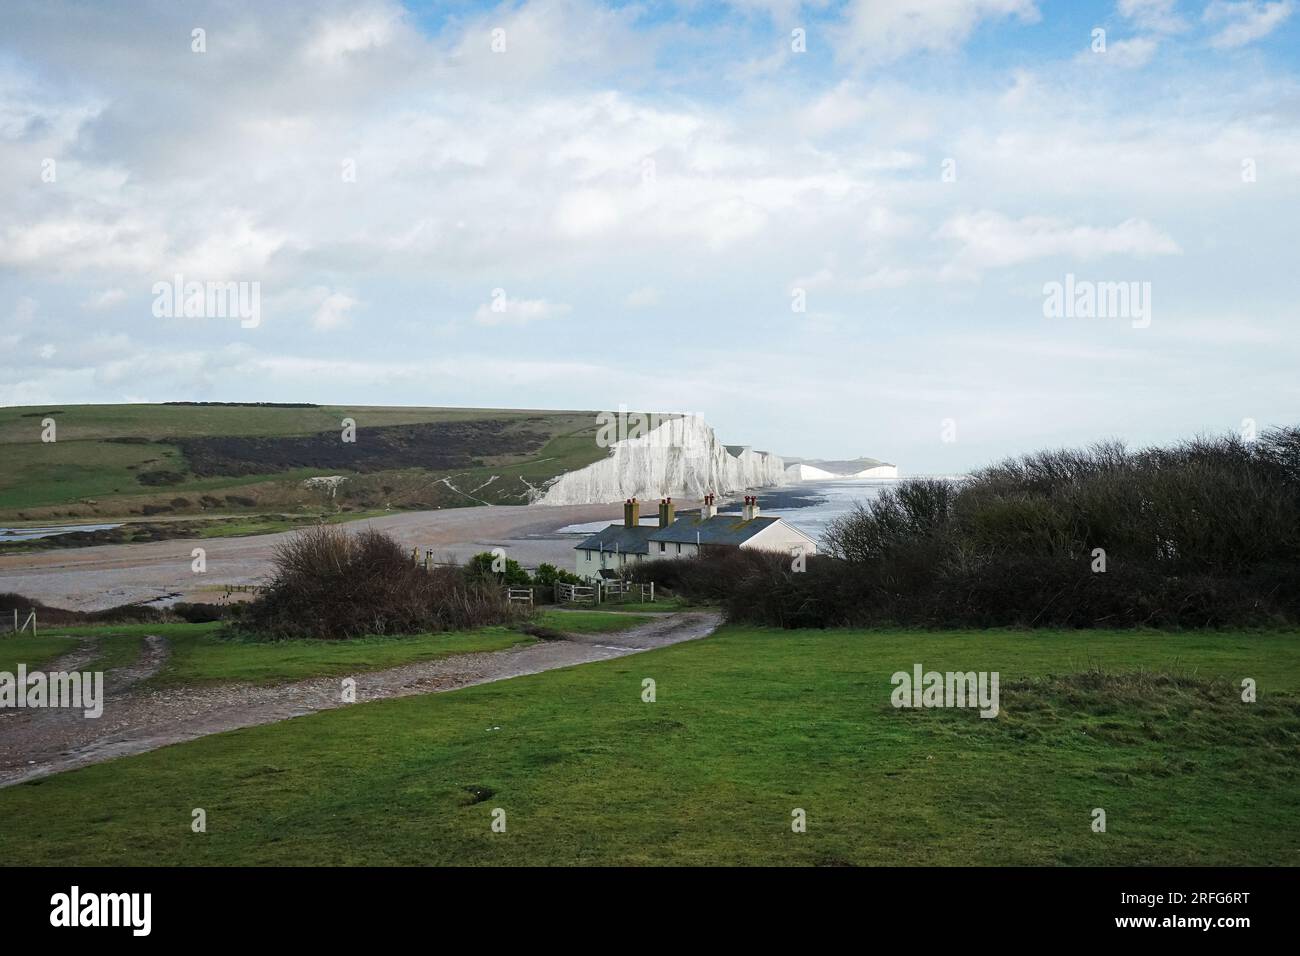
left=0, top=403, right=608, bottom=522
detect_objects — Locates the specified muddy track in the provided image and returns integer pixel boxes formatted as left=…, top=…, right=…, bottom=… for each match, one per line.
left=0, top=611, right=721, bottom=789
left=108, top=634, right=169, bottom=693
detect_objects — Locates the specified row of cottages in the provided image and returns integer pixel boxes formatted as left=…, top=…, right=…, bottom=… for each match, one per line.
left=574, top=495, right=819, bottom=581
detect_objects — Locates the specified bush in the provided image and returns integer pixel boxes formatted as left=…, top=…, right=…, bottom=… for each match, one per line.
left=241, top=526, right=520, bottom=640
left=532, top=563, right=582, bottom=587
left=171, top=602, right=225, bottom=623
left=465, top=552, right=532, bottom=587
left=685, top=425, right=1300, bottom=629
left=136, top=470, right=186, bottom=486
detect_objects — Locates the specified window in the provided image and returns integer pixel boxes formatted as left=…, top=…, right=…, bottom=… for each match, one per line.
left=675, top=543, right=681, bottom=554
left=584, top=550, right=591, bottom=560
left=658, top=542, right=666, bottom=552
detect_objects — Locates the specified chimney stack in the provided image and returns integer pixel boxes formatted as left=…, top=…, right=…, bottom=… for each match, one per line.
left=701, top=493, right=717, bottom=519
left=624, top=497, right=640, bottom=528
left=658, top=497, right=675, bottom=528
left=743, top=495, right=761, bottom=521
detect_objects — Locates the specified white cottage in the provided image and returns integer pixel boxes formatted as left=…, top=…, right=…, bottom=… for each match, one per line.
left=574, top=495, right=818, bottom=580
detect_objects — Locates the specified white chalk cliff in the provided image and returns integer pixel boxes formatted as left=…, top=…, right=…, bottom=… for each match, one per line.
left=784, top=461, right=899, bottom=481
left=536, top=415, right=787, bottom=505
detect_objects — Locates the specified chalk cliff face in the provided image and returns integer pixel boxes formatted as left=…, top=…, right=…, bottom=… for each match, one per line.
left=536, top=415, right=787, bottom=505
left=784, top=460, right=899, bottom=481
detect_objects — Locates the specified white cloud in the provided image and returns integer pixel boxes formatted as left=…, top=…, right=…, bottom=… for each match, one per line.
left=836, top=0, right=1040, bottom=64
left=83, top=288, right=126, bottom=310
left=312, top=291, right=360, bottom=330
left=935, top=212, right=1182, bottom=276
left=473, top=296, right=571, bottom=327
left=624, top=286, right=660, bottom=308
left=304, top=6, right=403, bottom=61
left=1089, top=36, right=1160, bottom=67
left=1204, top=0, right=1295, bottom=48
left=1118, top=0, right=1189, bottom=33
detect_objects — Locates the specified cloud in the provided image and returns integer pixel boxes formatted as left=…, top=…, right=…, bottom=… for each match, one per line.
left=83, top=288, right=126, bottom=310
left=473, top=295, right=572, bottom=327
left=1075, top=34, right=1160, bottom=68
left=1118, top=0, right=1190, bottom=33
left=935, top=213, right=1182, bottom=276
left=836, top=0, right=1040, bottom=64
left=1204, top=0, right=1295, bottom=48
left=311, top=290, right=360, bottom=330
left=624, top=286, right=660, bottom=308
left=304, top=7, right=403, bottom=61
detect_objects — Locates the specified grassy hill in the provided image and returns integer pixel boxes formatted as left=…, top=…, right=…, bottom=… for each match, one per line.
left=0, top=403, right=609, bottom=522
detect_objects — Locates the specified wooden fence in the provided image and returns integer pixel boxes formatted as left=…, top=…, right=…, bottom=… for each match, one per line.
left=555, top=580, right=655, bottom=605
left=556, top=582, right=599, bottom=605
left=7, top=608, right=36, bottom=636
left=504, top=587, right=534, bottom=606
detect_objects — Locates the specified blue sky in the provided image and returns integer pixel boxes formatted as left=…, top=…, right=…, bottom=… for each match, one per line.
left=1, top=0, right=1298, bottom=472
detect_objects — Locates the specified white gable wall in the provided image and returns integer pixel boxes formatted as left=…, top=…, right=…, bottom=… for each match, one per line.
left=740, top=521, right=819, bottom=555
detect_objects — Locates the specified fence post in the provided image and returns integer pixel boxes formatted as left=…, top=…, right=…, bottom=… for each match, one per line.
left=650, top=581, right=655, bottom=603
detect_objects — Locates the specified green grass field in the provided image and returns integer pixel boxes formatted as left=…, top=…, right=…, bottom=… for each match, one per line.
left=533, top=610, right=654, bottom=633
left=27, top=621, right=537, bottom=686
left=0, top=633, right=81, bottom=673
left=2, top=625, right=1296, bottom=866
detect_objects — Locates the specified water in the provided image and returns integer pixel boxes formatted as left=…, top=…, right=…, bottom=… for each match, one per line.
left=744, top=480, right=894, bottom=542
left=0, top=523, right=122, bottom=542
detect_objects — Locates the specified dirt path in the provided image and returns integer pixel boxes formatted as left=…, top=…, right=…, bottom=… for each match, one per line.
left=0, top=611, right=721, bottom=789
left=0, top=502, right=628, bottom=611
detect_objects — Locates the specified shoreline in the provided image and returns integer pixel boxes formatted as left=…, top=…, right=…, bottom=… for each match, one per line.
left=0, top=502, right=629, bottom=612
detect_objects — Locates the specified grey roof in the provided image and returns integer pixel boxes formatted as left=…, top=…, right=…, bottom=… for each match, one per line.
left=576, top=514, right=813, bottom=552
left=573, top=524, right=657, bottom=554
left=647, top=514, right=782, bottom=546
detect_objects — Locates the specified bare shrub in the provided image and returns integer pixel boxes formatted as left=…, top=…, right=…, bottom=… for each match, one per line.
left=243, top=525, right=518, bottom=640
left=676, top=424, right=1300, bottom=630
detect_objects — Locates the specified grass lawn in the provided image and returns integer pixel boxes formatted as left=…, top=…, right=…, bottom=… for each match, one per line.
left=0, top=633, right=81, bottom=673
left=45, top=621, right=536, bottom=686
left=533, top=610, right=654, bottom=634
left=1, top=625, right=1297, bottom=866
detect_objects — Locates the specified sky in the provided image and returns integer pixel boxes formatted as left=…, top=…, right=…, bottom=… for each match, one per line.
left=1, top=0, right=1297, bottom=473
